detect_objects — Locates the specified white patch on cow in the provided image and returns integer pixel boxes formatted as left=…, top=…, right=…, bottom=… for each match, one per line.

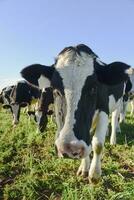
left=109, top=95, right=123, bottom=145
left=108, top=95, right=122, bottom=113
left=38, top=75, right=50, bottom=90
left=11, top=104, right=20, bottom=124
left=35, top=110, right=42, bottom=125
left=89, top=111, right=109, bottom=181
left=130, top=99, right=134, bottom=115
left=119, top=100, right=127, bottom=123
left=110, top=106, right=121, bottom=145
left=55, top=50, right=94, bottom=157
left=125, top=68, right=134, bottom=75
left=96, top=58, right=105, bottom=66
left=130, top=74, right=134, bottom=92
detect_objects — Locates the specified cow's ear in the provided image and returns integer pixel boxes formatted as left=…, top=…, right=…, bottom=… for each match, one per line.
left=95, top=60, right=134, bottom=85
left=3, top=104, right=11, bottom=109
left=20, top=64, right=55, bottom=89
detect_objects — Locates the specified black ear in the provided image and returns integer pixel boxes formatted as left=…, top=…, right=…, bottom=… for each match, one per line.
left=95, top=60, right=134, bottom=85
left=20, top=64, right=55, bottom=89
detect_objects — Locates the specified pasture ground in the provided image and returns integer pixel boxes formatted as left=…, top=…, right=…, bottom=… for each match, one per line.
left=0, top=109, right=134, bottom=200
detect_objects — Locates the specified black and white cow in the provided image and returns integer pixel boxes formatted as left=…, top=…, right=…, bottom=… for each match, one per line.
left=0, top=85, right=14, bottom=113
left=109, top=77, right=133, bottom=145
left=0, top=85, right=14, bottom=105
left=1, top=81, right=41, bottom=125
left=1, top=80, right=53, bottom=132
left=119, top=75, right=134, bottom=125
left=21, top=44, right=134, bottom=183
left=129, top=75, right=134, bottom=115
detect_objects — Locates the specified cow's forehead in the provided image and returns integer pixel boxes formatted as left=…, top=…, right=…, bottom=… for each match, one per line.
left=55, top=50, right=94, bottom=89
left=55, top=49, right=94, bottom=69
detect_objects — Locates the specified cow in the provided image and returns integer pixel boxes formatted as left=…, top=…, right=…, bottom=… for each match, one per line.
left=128, top=75, right=134, bottom=116
left=0, top=85, right=14, bottom=105
left=119, top=75, right=134, bottom=124
left=110, top=77, right=134, bottom=146
left=1, top=80, right=53, bottom=132
left=0, top=85, right=14, bottom=112
left=109, top=77, right=133, bottom=145
left=21, top=44, right=134, bottom=183
left=0, top=81, right=40, bottom=125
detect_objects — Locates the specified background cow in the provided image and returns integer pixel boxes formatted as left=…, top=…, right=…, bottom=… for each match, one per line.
left=1, top=80, right=54, bottom=132
left=119, top=75, right=134, bottom=123
left=0, top=85, right=14, bottom=105
left=2, top=80, right=41, bottom=125
left=21, top=44, right=134, bottom=183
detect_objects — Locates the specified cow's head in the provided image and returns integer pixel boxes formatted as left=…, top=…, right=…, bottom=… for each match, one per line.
left=21, top=44, right=134, bottom=159
left=21, top=44, right=98, bottom=158
left=34, top=88, right=54, bottom=132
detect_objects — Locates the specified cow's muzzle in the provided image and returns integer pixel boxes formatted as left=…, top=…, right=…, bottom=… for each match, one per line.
left=55, top=141, right=89, bottom=159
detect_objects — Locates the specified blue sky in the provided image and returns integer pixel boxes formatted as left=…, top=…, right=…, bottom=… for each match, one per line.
left=0, top=0, right=134, bottom=89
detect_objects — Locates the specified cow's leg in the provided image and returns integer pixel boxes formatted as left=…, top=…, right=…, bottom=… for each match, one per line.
left=77, top=156, right=91, bottom=177
left=110, top=106, right=121, bottom=145
left=89, top=111, right=108, bottom=183
left=130, top=99, right=134, bottom=116
left=11, top=104, right=20, bottom=125
left=119, top=101, right=128, bottom=123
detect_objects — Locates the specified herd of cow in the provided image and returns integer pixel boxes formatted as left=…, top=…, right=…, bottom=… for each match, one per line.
left=0, top=44, right=134, bottom=183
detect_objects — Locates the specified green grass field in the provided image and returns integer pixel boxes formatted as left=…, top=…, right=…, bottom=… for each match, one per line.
left=0, top=109, right=134, bottom=200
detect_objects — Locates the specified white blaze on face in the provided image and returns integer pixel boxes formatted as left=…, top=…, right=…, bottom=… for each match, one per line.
left=55, top=50, right=94, bottom=156
left=11, top=104, right=20, bottom=124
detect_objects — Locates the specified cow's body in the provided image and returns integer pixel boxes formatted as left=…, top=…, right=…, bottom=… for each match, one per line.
left=21, top=44, right=134, bottom=183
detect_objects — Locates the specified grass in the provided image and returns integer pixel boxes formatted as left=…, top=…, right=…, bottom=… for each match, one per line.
left=0, top=110, right=134, bottom=200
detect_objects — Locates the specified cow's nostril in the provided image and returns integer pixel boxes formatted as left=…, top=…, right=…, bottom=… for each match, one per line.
left=72, top=152, right=78, bottom=156
left=62, top=153, right=69, bottom=158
